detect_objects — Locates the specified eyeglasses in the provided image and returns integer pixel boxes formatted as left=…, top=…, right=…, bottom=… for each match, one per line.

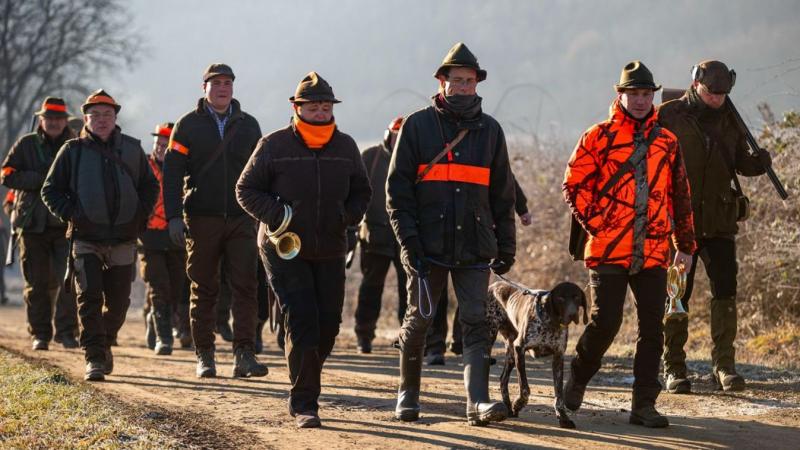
left=86, top=112, right=115, bottom=120
left=446, top=77, right=478, bottom=87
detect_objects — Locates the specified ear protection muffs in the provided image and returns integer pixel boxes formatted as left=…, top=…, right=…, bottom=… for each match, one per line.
left=691, top=65, right=736, bottom=89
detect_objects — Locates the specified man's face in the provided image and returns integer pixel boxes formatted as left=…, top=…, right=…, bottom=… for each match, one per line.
left=438, top=67, right=478, bottom=96
left=295, top=101, right=333, bottom=124
left=152, top=135, right=169, bottom=162
left=204, top=75, right=234, bottom=112
left=619, top=88, right=655, bottom=119
left=694, top=81, right=726, bottom=109
left=84, top=104, right=116, bottom=141
left=40, top=116, right=67, bottom=139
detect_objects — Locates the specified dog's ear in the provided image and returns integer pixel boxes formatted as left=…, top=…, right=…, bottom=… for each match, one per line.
left=580, top=287, right=589, bottom=324
left=542, top=291, right=558, bottom=319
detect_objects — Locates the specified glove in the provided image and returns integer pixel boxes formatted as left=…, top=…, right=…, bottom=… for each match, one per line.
left=267, top=202, right=287, bottom=231
left=168, top=218, right=186, bottom=247
left=400, top=236, right=430, bottom=277
left=491, top=252, right=515, bottom=275
left=757, top=149, right=772, bottom=168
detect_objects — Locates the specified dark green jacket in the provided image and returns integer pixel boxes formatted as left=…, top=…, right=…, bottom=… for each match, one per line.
left=658, top=90, right=766, bottom=239
left=162, top=98, right=262, bottom=220
left=42, top=127, right=159, bottom=244
left=387, top=99, right=516, bottom=265
left=1, top=127, right=73, bottom=233
left=359, top=142, right=397, bottom=257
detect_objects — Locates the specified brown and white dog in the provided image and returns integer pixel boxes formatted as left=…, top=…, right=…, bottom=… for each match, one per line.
left=487, top=280, right=588, bottom=428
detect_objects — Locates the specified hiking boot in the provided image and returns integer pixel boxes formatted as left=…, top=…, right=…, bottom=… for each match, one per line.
left=196, top=350, right=216, bottom=378
left=395, top=347, right=423, bottom=422
left=425, top=352, right=445, bottom=366
left=103, top=348, right=114, bottom=375
left=714, top=367, right=745, bottom=392
left=563, top=367, right=587, bottom=411
left=630, top=404, right=669, bottom=428
left=145, top=311, right=156, bottom=350
left=464, top=346, right=507, bottom=426
left=232, top=348, right=268, bottom=378
left=295, top=411, right=321, bottom=428
left=55, top=334, right=79, bottom=349
left=154, top=341, right=173, bottom=356
left=665, top=372, right=691, bottom=394
left=357, top=337, right=372, bottom=354
left=84, top=361, right=105, bottom=381
left=32, top=338, right=49, bottom=351
left=216, top=321, right=234, bottom=342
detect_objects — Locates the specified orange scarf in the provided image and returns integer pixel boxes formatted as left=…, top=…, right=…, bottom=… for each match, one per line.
left=293, top=114, right=335, bottom=149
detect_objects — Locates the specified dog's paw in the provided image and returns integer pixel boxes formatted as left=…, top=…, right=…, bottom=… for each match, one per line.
left=558, top=417, right=576, bottom=429
left=511, top=400, right=527, bottom=417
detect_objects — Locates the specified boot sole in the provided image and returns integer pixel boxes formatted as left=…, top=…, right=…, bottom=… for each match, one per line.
left=197, top=370, right=217, bottom=378
left=629, top=415, right=669, bottom=428
left=232, top=368, right=269, bottom=378
left=395, top=409, right=420, bottom=422
left=85, top=372, right=105, bottom=381
left=666, top=382, right=691, bottom=394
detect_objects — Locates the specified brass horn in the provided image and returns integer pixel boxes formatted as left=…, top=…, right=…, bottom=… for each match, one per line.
left=665, top=262, right=688, bottom=320
left=266, top=204, right=301, bottom=260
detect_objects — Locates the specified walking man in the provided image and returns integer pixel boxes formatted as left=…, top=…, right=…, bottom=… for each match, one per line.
left=658, top=60, right=771, bottom=393
left=562, top=61, right=696, bottom=427
left=42, top=90, right=159, bottom=380
left=387, top=42, right=516, bottom=426
left=2, top=97, right=79, bottom=350
left=162, top=64, right=267, bottom=378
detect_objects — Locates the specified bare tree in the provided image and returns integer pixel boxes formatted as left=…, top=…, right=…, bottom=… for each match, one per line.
left=0, top=0, right=141, bottom=151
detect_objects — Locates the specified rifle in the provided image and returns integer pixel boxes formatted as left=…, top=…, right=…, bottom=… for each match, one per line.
left=63, top=237, right=75, bottom=294
left=726, top=98, right=789, bottom=200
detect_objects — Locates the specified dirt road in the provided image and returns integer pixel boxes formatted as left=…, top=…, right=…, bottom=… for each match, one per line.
left=0, top=299, right=798, bottom=449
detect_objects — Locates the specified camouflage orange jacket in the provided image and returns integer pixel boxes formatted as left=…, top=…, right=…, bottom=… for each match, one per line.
left=563, top=99, right=696, bottom=269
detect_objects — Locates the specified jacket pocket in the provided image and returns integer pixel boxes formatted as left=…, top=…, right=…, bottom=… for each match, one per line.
left=714, top=189, right=739, bottom=235
left=418, top=204, right=446, bottom=256
left=474, top=209, right=498, bottom=260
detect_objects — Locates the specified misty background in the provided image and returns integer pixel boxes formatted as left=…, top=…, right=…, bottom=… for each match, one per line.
left=97, top=0, right=799, bottom=150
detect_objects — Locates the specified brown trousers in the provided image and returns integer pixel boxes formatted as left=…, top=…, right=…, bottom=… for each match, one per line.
left=19, top=227, right=78, bottom=341
left=140, top=248, right=187, bottom=344
left=185, top=215, right=258, bottom=352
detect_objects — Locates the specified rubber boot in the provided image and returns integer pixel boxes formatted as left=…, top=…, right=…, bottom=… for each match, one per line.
left=630, top=387, right=669, bottom=428
left=711, top=297, right=745, bottom=390
left=663, top=316, right=691, bottom=394
left=153, top=301, right=174, bottom=356
left=564, top=358, right=588, bottom=411
left=395, top=346, right=423, bottom=422
left=463, top=346, right=507, bottom=426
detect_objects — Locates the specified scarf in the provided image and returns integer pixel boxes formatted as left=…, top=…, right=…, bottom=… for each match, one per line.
left=293, top=114, right=335, bottom=149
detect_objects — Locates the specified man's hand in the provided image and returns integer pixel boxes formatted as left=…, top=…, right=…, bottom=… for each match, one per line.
left=168, top=218, right=186, bottom=247
left=519, top=212, right=532, bottom=227
left=491, top=252, right=515, bottom=275
left=673, top=250, right=692, bottom=271
left=267, top=203, right=287, bottom=231
left=400, top=236, right=430, bottom=277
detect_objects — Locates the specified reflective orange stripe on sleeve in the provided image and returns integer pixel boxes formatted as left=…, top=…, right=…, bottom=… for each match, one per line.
left=1, top=166, right=15, bottom=177
left=168, top=138, right=188, bottom=155
left=416, top=163, right=490, bottom=186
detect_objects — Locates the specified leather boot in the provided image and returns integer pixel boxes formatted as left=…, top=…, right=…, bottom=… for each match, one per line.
left=395, top=346, right=423, bottom=422
left=630, top=387, right=669, bottom=428
left=463, top=346, right=507, bottom=426
left=154, top=301, right=174, bottom=355
left=196, top=349, right=216, bottom=378
left=714, top=367, right=745, bottom=392
left=255, top=320, right=265, bottom=354
left=232, top=347, right=268, bottom=378
left=564, top=358, right=588, bottom=411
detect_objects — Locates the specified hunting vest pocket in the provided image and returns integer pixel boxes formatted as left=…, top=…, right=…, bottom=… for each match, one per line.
left=714, top=190, right=739, bottom=235
left=474, top=209, right=498, bottom=260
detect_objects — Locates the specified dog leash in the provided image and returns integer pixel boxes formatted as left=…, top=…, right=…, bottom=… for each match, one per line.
left=495, top=273, right=536, bottom=295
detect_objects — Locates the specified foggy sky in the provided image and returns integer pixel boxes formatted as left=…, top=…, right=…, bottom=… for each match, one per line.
left=101, top=0, right=800, bottom=150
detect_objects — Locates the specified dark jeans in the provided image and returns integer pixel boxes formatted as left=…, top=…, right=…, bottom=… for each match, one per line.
left=425, top=279, right=450, bottom=355
left=572, top=266, right=667, bottom=393
left=185, top=215, right=258, bottom=353
left=262, top=245, right=345, bottom=414
left=19, top=227, right=77, bottom=340
left=681, top=237, right=737, bottom=307
left=140, top=248, right=187, bottom=344
left=399, top=266, right=489, bottom=354
left=354, top=249, right=407, bottom=341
